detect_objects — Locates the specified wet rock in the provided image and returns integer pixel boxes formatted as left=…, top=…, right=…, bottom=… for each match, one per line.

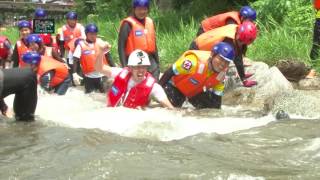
left=276, top=60, right=309, bottom=82
left=223, top=61, right=293, bottom=112
left=298, top=77, right=320, bottom=90
left=275, top=110, right=290, bottom=120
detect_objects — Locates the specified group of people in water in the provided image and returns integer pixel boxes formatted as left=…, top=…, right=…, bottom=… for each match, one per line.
left=0, top=0, right=259, bottom=121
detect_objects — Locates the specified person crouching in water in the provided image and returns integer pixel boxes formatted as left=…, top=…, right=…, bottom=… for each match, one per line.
left=22, top=51, right=71, bottom=95
left=95, top=42, right=173, bottom=109
left=72, top=23, right=116, bottom=93
left=159, top=42, right=235, bottom=109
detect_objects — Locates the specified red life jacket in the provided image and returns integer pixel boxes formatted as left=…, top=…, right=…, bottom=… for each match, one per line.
left=108, top=67, right=155, bottom=108
left=315, top=0, right=320, bottom=10
left=121, top=16, right=156, bottom=56
left=78, top=39, right=108, bottom=75
left=195, top=24, right=237, bottom=51
left=172, top=50, right=222, bottom=98
left=39, top=33, right=52, bottom=46
left=0, top=36, right=10, bottom=59
left=201, top=11, right=241, bottom=32
left=62, top=23, right=83, bottom=49
left=17, top=39, right=30, bottom=67
left=37, top=56, right=69, bottom=87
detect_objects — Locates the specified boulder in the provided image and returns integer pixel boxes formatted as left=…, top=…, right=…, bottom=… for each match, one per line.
left=298, top=77, right=320, bottom=90
left=223, top=61, right=293, bottom=112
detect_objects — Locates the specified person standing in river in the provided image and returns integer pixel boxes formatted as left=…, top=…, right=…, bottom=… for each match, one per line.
left=308, top=0, right=320, bottom=78
left=118, top=0, right=160, bottom=81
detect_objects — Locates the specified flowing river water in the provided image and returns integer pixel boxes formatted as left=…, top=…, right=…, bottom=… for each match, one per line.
left=0, top=88, right=320, bottom=179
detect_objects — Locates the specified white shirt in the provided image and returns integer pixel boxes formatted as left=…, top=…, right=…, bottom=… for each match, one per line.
left=110, top=67, right=168, bottom=102
left=73, top=39, right=107, bottom=78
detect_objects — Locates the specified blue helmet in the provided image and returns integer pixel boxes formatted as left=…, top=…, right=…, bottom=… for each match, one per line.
left=26, top=34, right=42, bottom=45
left=133, top=0, right=149, bottom=8
left=22, top=51, right=41, bottom=65
left=18, top=20, right=31, bottom=30
left=212, top=42, right=235, bottom=62
left=35, top=8, right=47, bottom=18
left=85, top=23, right=98, bottom=34
left=66, top=11, right=78, bottom=20
left=240, top=6, right=256, bottom=21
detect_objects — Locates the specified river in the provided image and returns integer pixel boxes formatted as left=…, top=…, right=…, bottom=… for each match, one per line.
left=0, top=88, right=319, bottom=179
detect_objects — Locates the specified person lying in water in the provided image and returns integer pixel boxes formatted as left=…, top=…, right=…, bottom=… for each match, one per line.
left=95, top=42, right=174, bottom=109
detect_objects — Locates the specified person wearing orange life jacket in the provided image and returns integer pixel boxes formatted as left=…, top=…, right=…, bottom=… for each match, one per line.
left=308, top=0, right=320, bottom=78
left=72, top=23, right=116, bottom=93
left=22, top=51, right=71, bottom=95
left=58, top=11, right=86, bottom=63
left=0, top=36, right=13, bottom=68
left=196, top=6, right=256, bottom=36
left=159, top=42, right=235, bottom=109
left=95, top=45, right=174, bottom=109
left=189, top=21, right=258, bottom=87
left=118, top=0, right=160, bottom=81
left=25, top=34, right=65, bottom=63
left=12, top=20, right=32, bottom=68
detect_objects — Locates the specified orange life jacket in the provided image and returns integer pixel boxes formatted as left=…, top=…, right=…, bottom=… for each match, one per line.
left=79, top=39, right=108, bottom=75
left=195, top=24, right=237, bottom=51
left=62, top=23, right=83, bottom=49
left=0, top=36, right=10, bottom=59
left=172, top=50, right=222, bottom=98
left=121, top=16, right=156, bottom=56
left=315, top=0, right=320, bottom=10
left=201, top=11, right=241, bottom=32
left=37, top=55, right=69, bottom=87
left=17, top=40, right=30, bottom=67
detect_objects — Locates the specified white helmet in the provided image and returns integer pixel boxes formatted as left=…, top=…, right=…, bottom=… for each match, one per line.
left=127, top=49, right=150, bottom=66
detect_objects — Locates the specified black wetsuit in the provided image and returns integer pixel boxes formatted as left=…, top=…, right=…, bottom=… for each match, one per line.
left=159, top=67, right=222, bottom=109
left=0, top=68, right=37, bottom=121
left=118, top=16, right=160, bottom=81
left=310, top=17, right=320, bottom=65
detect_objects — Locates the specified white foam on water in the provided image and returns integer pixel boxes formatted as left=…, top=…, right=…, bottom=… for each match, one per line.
left=4, top=88, right=276, bottom=141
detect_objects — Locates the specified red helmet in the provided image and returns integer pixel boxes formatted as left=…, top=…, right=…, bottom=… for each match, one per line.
left=237, top=21, right=257, bottom=45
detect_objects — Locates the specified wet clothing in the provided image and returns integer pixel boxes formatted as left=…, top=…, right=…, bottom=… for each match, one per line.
left=310, top=4, right=320, bottom=64
left=0, top=68, right=37, bottom=121
left=39, top=70, right=71, bottom=95
left=73, top=39, right=115, bottom=93
left=108, top=67, right=167, bottom=107
left=190, top=25, right=247, bottom=81
left=108, top=67, right=156, bottom=108
left=37, top=56, right=70, bottom=95
left=118, top=16, right=160, bottom=80
left=159, top=51, right=225, bottom=109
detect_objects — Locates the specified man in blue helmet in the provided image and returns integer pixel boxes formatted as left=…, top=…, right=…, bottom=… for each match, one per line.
left=12, top=20, right=32, bottom=68
left=159, top=42, right=235, bottom=109
left=72, top=23, right=115, bottom=93
left=0, top=67, right=37, bottom=121
left=22, top=51, right=71, bottom=95
left=118, top=0, right=160, bottom=81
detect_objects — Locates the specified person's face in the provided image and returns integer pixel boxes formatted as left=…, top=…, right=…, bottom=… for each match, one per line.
left=86, top=32, right=97, bottom=42
left=210, top=54, right=230, bottom=73
left=29, top=42, right=40, bottom=51
left=20, top=28, right=31, bottom=39
left=67, top=19, right=77, bottom=28
left=134, top=6, right=148, bottom=20
left=130, top=65, right=148, bottom=82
